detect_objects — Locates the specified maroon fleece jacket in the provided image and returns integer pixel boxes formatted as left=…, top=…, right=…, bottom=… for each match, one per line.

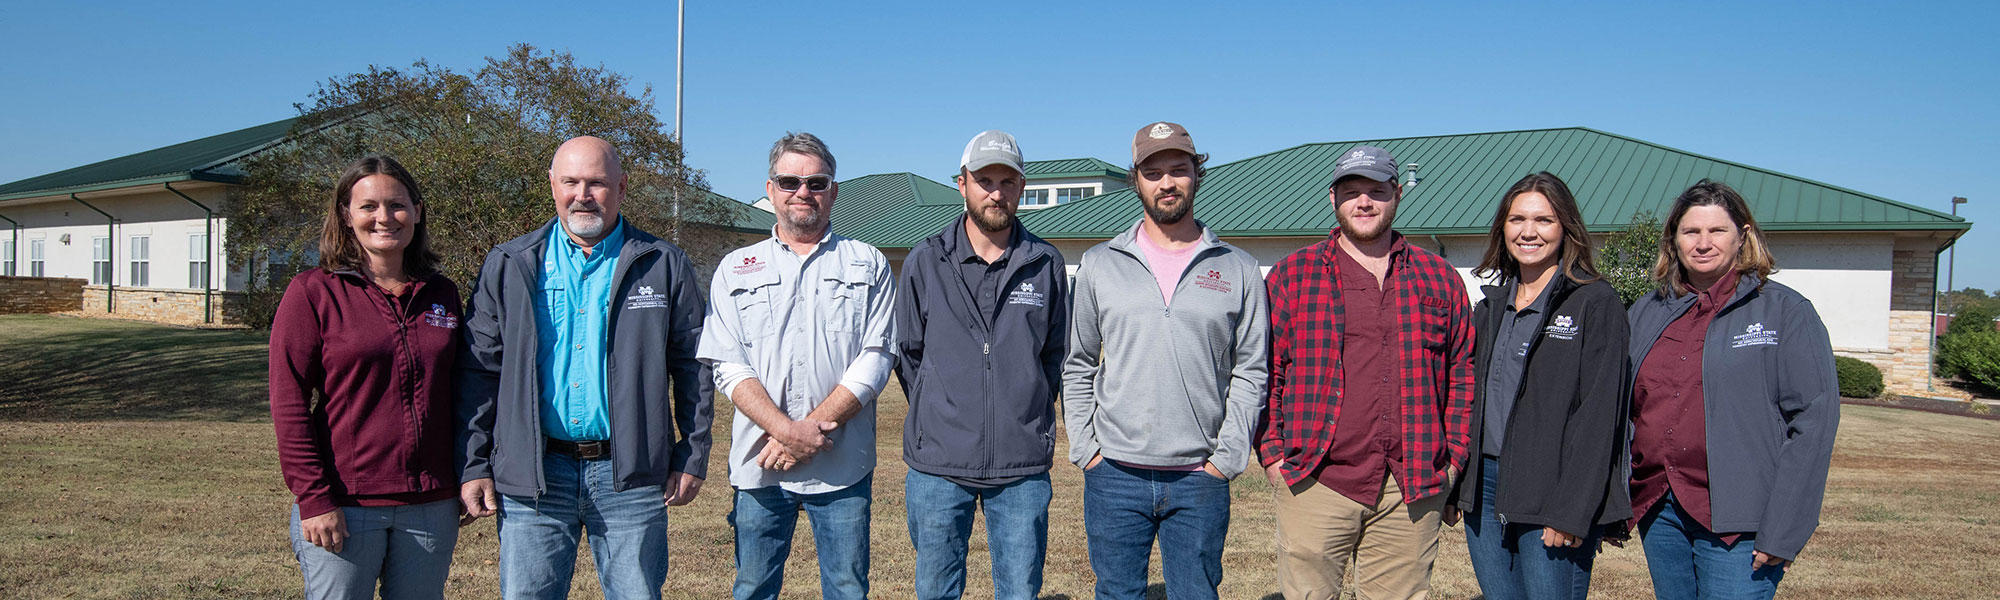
left=269, top=268, right=461, bottom=518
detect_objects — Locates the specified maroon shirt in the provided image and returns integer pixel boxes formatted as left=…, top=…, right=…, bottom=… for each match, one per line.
left=1312, top=244, right=1405, bottom=506
left=270, top=268, right=462, bottom=519
left=1631, top=272, right=1741, bottom=540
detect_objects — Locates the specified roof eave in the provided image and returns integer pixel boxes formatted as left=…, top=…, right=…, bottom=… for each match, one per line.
left=0, top=171, right=242, bottom=204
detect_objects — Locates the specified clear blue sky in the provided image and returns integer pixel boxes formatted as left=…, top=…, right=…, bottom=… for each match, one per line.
left=3, top=1, right=1994, bottom=291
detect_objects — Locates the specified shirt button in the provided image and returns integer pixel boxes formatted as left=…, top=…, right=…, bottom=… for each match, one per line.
left=571, top=382, right=580, bottom=388
left=574, top=344, right=584, bottom=350
left=571, top=419, right=580, bottom=424
left=1680, top=356, right=1687, bottom=361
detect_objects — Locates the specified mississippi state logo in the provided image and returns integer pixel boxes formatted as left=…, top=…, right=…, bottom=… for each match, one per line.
left=1194, top=269, right=1232, bottom=293
left=731, top=255, right=766, bottom=275
left=1732, top=322, right=1778, bottom=348
left=424, top=303, right=458, bottom=329
left=638, top=285, right=655, bottom=296
left=1545, top=314, right=1579, bottom=340
left=1007, top=281, right=1046, bottom=307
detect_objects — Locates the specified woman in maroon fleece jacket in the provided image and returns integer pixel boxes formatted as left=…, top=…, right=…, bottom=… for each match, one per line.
left=269, top=155, right=462, bottom=598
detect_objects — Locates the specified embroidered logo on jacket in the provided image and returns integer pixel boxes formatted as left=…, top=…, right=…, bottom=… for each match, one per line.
left=625, top=284, right=669, bottom=310
left=731, top=255, right=766, bottom=275
left=1732, top=322, right=1779, bottom=348
left=1007, top=281, right=1046, bottom=307
left=1194, top=269, right=1233, bottom=293
left=1544, top=314, right=1578, bottom=340
left=424, top=304, right=458, bottom=329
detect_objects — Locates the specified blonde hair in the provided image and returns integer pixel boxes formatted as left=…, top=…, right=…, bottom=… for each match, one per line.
left=1650, top=179, right=1777, bottom=295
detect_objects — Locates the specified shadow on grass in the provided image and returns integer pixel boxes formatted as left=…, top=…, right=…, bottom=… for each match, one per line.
left=0, top=315, right=270, bottom=422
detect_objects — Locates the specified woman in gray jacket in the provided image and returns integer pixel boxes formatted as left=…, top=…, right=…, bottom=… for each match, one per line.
left=1625, top=180, right=1840, bottom=600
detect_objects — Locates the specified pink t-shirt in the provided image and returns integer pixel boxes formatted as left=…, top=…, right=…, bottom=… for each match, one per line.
left=1134, top=229, right=1199, bottom=307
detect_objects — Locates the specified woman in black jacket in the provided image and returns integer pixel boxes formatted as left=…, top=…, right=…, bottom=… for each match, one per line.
left=1449, top=172, right=1630, bottom=600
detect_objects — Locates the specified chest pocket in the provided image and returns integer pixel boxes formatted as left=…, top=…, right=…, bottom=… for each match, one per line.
left=1418, top=295, right=1452, bottom=350
left=819, top=263, right=873, bottom=332
left=729, top=268, right=782, bottom=341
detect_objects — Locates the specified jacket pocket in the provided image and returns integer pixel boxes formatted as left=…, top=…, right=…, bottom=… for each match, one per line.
left=729, top=276, right=780, bottom=341
left=1419, top=297, right=1451, bottom=350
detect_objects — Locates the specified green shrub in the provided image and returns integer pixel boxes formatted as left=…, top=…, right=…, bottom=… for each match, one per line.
left=1939, top=331, right=2000, bottom=391
left=1948, top=304, right=1999, bottom=337
left=1834, top=356, right=1884, bottom=398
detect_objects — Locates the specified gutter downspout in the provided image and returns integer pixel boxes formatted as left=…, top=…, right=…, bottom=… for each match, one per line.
left=1930, top=230, right=1968, bottom=394
left=164, top=182, right=214, bottom=324
left=0, top=213, right=17, bottom=276
left=71, top=193, right=115, bottom=313
left=1428, top=235, right=1448, bottom=259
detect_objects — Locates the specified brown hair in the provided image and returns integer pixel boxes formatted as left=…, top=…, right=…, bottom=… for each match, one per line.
left=319, top=155, right=440, bottom=277
left=1474, top=172, right=1600, bottom=283
left=1650, top=179, right=1777, bottom=295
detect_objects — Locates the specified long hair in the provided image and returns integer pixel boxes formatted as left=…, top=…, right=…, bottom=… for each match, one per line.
left=318, top=155, right=440, bottom=277
left=1649, top=179, right=1777, bottom=295
left=1474, top=172, right=1600, bottom=284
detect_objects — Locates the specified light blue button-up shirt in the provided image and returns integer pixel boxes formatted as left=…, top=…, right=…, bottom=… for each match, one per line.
left=536, top=220, right=625, bottom=441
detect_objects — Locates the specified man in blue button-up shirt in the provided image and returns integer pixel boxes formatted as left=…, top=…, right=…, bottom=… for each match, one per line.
left=458, top=136, right=714, bottom=600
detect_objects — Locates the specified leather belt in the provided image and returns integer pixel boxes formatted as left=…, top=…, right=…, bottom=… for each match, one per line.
left=546, top=437, right=611, bottom=460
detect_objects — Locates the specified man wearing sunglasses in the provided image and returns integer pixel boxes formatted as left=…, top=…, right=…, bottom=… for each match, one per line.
left=697, top=132, right=897, bottom=600
left=891, top=130, right=1068, bottom=600
left=1062, top=122, right=1269, bottom=600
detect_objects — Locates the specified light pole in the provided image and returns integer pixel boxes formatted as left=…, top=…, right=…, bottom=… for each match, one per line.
left=1949, top=196, right=1967, bottom=294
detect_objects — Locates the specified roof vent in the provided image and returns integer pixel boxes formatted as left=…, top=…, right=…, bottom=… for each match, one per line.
left=1404, top=163, right=1421, bottom=188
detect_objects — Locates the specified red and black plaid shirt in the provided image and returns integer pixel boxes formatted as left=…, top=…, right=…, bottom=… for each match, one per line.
left=1257, top=229, right=1476, bottom=503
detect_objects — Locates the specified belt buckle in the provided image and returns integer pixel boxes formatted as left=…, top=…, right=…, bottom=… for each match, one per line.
left=576, top=440, right=608, bottom=460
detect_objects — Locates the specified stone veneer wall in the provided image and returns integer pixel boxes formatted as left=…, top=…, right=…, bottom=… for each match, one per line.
left=0, top=276, right=87, bottom=314
left=80, top=285, right=249, bottom=326
left=1834, top=244, right=1949, bottom=398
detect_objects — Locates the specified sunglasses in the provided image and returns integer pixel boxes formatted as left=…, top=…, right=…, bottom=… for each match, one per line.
left=771, top=173, right=833, bottom=193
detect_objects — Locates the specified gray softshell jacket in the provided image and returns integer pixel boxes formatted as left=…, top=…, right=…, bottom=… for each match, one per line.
left=456, top=219, right=714, bottom=497
left=894, top=215, right=1068, bottom=479
left=1625, top=274, right=1840, bottom=560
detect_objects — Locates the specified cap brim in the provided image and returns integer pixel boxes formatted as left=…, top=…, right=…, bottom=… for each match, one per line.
left=963, top=158, right=1025, bottom=175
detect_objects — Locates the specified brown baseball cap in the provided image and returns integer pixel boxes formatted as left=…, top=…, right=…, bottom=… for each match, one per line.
left=1131, top=121, right=1197, bottom=165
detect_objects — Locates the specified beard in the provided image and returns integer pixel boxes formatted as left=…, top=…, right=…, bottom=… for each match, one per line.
left=779, top=202, right=826, bottom=235
left=967, top=204, right=1013, bottom=233
left=1141, top=180, right=1197, bottom=226
left=1335, top=203, right=1396, bottom=243
left=565, top=210, right=608, bottom=239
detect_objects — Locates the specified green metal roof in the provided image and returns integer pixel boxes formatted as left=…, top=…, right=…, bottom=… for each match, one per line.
left=693, top=189, right=774, bottom=234
left=1022, top=158, right=1127, bottom=180
left=0, top=117, right=297, bottom=202
left=1016, top=127, right=1971, bottom=239
left=827, top=173, right=964, bottom=248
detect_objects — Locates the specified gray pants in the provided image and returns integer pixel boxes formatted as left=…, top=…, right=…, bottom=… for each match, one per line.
left=289, top=499, right=460, bottom=599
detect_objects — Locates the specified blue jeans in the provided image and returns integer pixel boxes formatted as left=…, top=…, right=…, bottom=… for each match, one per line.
left=290, top=499, right=458, bottom=600
left=904, top=469, right=1052, bottom=600
left=1463, top=456, right=1595, bottom=600
left=730, top=473, right=872, bottom=600
left=1082, top=460, right=1230, bottom=600
left=497, top=453, right=669, bottom=600
left=1638, top=492, right=1785, bottom=600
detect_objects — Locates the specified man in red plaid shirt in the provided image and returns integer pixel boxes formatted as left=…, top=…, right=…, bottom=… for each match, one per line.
left=1255, top=145, right=1475, bottom=600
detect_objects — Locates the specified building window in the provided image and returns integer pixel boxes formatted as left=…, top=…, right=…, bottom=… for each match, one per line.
left=1021, top=189, right=1050, bottom=207
left=1055, top=186, right=1096, bottom=204
left=92, top=237, right=114, bottom=284
left=129, top=236, right=150, bottom=287
left=29, top=240, right=44, bottom=277
left=2, top=240, right=12, bottom=276
left=189, top=234, right=210, bottom=289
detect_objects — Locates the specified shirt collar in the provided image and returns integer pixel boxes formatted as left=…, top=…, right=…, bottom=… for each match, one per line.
left=947, top=214, right=1019, bottom=265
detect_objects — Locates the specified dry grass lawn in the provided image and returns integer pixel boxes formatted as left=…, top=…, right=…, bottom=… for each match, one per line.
left=3, top=314, right=1998, bottom=598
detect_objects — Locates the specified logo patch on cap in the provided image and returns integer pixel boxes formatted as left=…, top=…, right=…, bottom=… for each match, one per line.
left=1148, top=123, right=1174, bottom=139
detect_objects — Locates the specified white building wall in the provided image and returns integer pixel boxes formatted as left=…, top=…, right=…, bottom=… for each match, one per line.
left=0, top=183, right=243, bottom=291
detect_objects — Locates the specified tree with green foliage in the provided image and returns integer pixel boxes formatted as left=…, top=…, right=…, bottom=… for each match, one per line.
left=1600, top=211, right=1662, bottom=306
left=226, top=44, right=735, bottom=328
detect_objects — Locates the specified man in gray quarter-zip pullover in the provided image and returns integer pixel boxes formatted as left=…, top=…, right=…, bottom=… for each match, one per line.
left=1062, top=122, right=1269, bottom=600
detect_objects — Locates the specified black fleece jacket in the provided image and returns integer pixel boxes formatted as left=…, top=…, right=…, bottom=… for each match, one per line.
left=1448, top=272, right=1631, bottom=536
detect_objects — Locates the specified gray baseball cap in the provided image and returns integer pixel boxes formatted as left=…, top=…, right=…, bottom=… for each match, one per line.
left=961, top=130, right=1025, bottom=175
left=1329, top=145, right=1400, bottom=186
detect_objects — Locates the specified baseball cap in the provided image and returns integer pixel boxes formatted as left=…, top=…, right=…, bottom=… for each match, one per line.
left=961, top=130, right=1025, bottom=175
left=1132, top=121, right=1197, bottom=165
left=1329, top=145, right=1400, bottom=186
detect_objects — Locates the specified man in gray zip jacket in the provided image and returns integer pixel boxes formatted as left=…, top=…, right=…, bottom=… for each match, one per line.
left=456, top=136, right=714, bottom=600
left=894, top=130, right=1067, bottom=600
left=1063, top=122, right=1269, bottom=600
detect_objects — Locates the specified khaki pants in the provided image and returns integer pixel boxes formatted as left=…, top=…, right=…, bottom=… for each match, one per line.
left=1274, top=474, right=1444, bottom=600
